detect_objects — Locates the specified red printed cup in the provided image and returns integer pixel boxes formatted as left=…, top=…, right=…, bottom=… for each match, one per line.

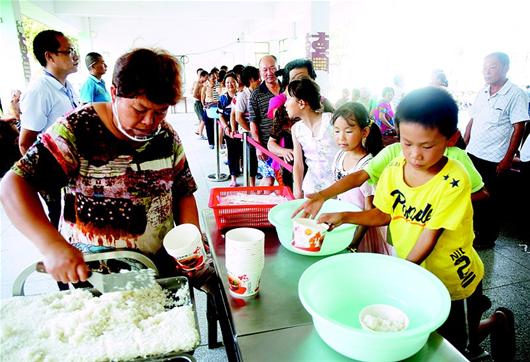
left=164, top=224, right=206, bottom=272
left=226, top=267, right=263, bottom=298
left=292, top=218, right=328, bottom=252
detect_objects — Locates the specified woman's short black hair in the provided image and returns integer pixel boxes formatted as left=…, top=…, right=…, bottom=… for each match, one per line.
left=223, top=71, right=238, bottom=86
left=395, top=86, right=458, bottom=139
left=279, top=58, right=317, bottom=88
left=112, top=48, right=182, bottom=105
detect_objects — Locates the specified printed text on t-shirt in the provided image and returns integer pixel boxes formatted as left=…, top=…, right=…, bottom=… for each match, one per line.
left=390, top=189, right=433, bottom=225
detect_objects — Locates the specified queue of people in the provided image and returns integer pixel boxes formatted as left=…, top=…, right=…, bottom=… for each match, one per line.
left=0, top=28, right=529, bottom=362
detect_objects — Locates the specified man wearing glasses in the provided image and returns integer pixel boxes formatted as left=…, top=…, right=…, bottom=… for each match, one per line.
left=19, top=29, right=79, bottom=228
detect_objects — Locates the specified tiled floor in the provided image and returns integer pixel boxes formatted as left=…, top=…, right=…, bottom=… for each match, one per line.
left=1, top=111, right=529, bottom=361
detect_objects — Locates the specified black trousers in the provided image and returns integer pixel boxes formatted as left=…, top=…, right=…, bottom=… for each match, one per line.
left=225, top=136, right=257, bottom=177
left=520, top=160, right=530, bottom=242
left=468, top=154, right=500, bottom=245
left=203, top=112, right=215, bottom=146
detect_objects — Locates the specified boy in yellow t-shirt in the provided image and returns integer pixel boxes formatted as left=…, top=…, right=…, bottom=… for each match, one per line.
left=318, top=87, right=514, bottom=360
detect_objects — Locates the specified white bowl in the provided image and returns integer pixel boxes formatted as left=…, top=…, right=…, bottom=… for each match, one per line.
left=359, top=304, right=409, bottom=332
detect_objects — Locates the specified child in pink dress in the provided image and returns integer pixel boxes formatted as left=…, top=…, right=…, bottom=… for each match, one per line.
left=331, top=102, right=393, bottom=254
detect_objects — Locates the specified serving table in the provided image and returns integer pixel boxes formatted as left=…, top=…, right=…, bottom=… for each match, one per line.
left=201, top=209, right=468, bottom=362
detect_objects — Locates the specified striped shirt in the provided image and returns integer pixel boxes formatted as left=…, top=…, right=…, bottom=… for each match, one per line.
left=249, top=81, right=281, bottom=144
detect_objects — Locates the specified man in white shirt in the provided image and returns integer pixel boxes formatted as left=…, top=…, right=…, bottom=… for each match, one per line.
left=19, top=30, right=79, bottom=154
left=464, top=52, right=529, bottom=249
left=19, top=29, right=79, bottom=228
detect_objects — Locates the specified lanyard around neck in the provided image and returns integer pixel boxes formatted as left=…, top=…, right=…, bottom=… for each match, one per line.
left=43, top=69, right=77, bottom=109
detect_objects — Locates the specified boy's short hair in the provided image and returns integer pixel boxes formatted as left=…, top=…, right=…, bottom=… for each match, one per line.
left=112, top=48, right=182, bottom=105
left=232, top=64, right=245, bottom=75
left=33, top=29, right=64, bottom=67
left=199, top=70, right=208, bottom=77
left=395, top=86, right=458, bottom=139
left=241, top=66, right=259, bottom=87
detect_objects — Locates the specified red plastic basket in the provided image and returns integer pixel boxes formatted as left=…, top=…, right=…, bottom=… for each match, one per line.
left=208, top=186, right=294, bottom=229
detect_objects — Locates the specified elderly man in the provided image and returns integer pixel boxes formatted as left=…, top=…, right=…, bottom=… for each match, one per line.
left=249, top=55, right=282, bottom=185
left=19, top=29, right=79, bottom=229
left=464, top=52, right=529, bottom=249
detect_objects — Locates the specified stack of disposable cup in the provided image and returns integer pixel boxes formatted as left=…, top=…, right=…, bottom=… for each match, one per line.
left=225, top=227, right=265, bottom=298
left=163, top=224, right=207, bottom=272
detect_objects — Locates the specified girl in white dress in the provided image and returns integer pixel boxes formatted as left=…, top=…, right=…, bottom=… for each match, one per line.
left=287, top=78, right=339, bottom=199
left=332, top=102, right=393, bottom=254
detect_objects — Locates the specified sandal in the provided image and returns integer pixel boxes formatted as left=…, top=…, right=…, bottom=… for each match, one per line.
left=490, top=307, right=515, bottom=361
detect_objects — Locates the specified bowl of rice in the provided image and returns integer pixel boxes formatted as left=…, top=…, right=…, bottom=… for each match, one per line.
left=298, top=253, right=450, bottom=361
left=359, top=304, right=409, bottom=333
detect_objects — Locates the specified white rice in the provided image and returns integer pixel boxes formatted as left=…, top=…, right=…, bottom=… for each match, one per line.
left=361, top=314, right=407, bottom=332
left=0, top=283, right=199, bottom=361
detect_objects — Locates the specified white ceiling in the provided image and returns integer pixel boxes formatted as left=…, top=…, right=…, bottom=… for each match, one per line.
left=52, top=0, right=276, bottom=20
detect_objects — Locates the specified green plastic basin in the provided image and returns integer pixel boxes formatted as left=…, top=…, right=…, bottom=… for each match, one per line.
left=268, top=199, right=359, bottom=256
left=298, top=253, right=450, bottom=361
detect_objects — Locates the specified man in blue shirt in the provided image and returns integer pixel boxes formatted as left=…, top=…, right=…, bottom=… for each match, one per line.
left=80, top=52, right=110, bottom=103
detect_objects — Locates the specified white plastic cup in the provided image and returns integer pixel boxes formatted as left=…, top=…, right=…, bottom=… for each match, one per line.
left=226, top=266, right=263, bottom=298
left=225, top=227, right=264, bottom=266
left=225, top=228, right=265, bottom=298
left=163, top=224, right=206, bottom=272
left=292, top=218, right=328, bottom=252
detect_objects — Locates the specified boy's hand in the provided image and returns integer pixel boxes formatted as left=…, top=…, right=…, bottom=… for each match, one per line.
left=317, top=212, right=344, bottom=231
left=291, top=192, right=326, bottom=219
left=43, top=242, right=90, bottom=284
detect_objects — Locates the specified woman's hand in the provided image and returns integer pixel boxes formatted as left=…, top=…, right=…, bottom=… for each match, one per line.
left=291, top=192, right=325, bottom=218
left=224, top=126, right=234, bottom=138
left=281, top=148, right=294, bottom=163
left=43, top=242, right=90, bottom=284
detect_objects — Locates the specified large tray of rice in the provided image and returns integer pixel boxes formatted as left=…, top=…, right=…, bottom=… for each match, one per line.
left=0, top=276, right=200, bottom=361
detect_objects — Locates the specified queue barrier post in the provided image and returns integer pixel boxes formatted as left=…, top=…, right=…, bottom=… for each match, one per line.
left=206, top=107, right=229, bottom=182
left=242, top=132, right=250, bottom=187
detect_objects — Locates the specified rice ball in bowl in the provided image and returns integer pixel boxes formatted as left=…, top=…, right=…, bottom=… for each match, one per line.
left=359, top=304, right=409, bottom=333
left=298, top=253, right=450, bottom=362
